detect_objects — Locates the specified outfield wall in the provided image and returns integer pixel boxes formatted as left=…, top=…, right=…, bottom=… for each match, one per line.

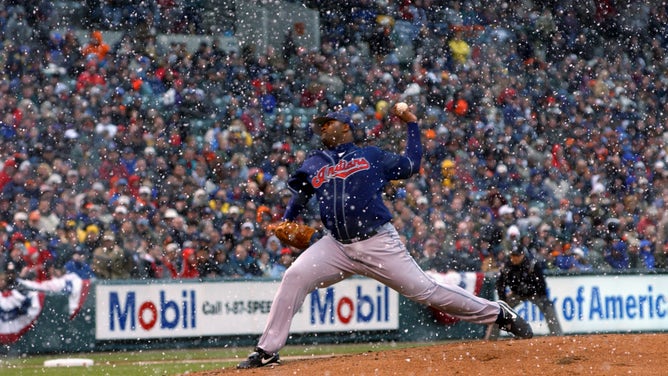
left=2, top=271, right=666, bottom=355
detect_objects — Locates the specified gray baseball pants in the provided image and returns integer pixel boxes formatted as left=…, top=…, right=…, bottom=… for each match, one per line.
left=257, top=223, right=501, bottom=353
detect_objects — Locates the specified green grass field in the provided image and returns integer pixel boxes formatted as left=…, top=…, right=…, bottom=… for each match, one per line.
left=0, top=342, right=435, bottom=375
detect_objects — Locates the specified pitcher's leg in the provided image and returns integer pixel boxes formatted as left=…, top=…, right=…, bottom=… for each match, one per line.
left=349, top=229, right=500, bottom=324
left=347, top=227, right=531, bottom=338
left=486, top=296, right=522, bottom=340
left=407, top=274, right=501, bottom=324
left=257, top=237, right=351, bottom=353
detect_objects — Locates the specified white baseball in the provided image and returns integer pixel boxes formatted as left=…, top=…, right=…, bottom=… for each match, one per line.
left=395, top=102, right=408, bottom=114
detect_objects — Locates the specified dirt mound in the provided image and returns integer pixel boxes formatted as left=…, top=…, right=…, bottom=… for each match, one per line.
left=191, top=333, right=666, bottom=375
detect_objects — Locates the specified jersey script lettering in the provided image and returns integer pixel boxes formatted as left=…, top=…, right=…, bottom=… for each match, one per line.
left=312, top=158, right=370, bottom=188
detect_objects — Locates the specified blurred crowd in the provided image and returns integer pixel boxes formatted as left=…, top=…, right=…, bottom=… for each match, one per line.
left=1, top=1, right=668, bottom=289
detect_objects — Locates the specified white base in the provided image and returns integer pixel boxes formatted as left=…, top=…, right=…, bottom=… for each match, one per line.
left=43, top=358, right=94, bottom=367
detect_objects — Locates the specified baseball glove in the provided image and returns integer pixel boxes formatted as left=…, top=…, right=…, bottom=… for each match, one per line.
left=270, top=221, right=316, bottom=250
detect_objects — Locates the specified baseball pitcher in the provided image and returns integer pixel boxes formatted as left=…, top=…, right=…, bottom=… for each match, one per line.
left=238, top=103, right=533, bottom=369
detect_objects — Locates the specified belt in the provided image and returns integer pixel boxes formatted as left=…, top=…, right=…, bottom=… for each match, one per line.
left=336, top=228, right=379, bottom=244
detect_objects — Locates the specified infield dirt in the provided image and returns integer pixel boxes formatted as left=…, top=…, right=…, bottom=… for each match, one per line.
left=186, top=333, right=666, bottom=375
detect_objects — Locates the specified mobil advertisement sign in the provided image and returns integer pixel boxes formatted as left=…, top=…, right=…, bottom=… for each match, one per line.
left=96, top=278, right=399, bottom=340
left=510, top=274, right=668, bottom=336
left=299, top=281, right=399, bottom=332
left=97, top=283, right=210, bottom=339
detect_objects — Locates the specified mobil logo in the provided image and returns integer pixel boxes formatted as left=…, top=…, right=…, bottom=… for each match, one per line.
left=108, top=289, right=196, bottom=331
left=310, top=284, right=390, bottom=325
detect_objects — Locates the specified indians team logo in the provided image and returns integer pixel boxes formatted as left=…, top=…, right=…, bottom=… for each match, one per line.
left=312, top=158, right=370, bottom=188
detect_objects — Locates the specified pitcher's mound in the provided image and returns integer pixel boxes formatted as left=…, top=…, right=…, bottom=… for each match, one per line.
left=198, top=333, right=666, bottom=376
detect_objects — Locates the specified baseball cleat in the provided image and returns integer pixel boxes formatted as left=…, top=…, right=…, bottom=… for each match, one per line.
left=237, top=348, right=280, bottom=369
left=497, top=301, right=533, bottom=339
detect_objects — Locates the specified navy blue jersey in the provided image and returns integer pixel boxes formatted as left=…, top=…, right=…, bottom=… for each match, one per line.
left=284, top=122, right=422, bottom=241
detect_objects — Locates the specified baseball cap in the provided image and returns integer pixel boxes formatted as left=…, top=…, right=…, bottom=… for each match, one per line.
left=47, top=173, right=62, bottom=185
left=499, top=204, right=515, bottom=215
left=164, top=208, right=178, bottom=219
left=86, top=224, right=100, bottom=234
left=117, top=195, right=131, bottom=206
left=28, top=210, right=42, bottom=221
left=64, top=129, right=79, bottom=139
left=396, top=188, right=407, bottom=199
left=267, top=235, right=281, bottom=246
left=4, top=158, right=17, bottom=169
left=241, top=221, right=254, bottom=231
left=166, top=243, right=180, bottom=253
left=280, top=247, right=292, bottom=256
left=507, top=225, right=521, bottom=238
left=311, top=110, right=355, bottom=135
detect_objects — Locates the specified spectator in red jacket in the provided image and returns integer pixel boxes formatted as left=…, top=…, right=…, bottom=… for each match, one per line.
left=75, top=59, right=106, bottom=93
left=0, top=158, right=18, bottom=192
left=179, top=247, right=200, bottom=279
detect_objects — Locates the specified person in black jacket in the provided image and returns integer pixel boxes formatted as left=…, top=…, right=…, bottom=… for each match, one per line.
left=488, top=244, right=563, bottom=338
